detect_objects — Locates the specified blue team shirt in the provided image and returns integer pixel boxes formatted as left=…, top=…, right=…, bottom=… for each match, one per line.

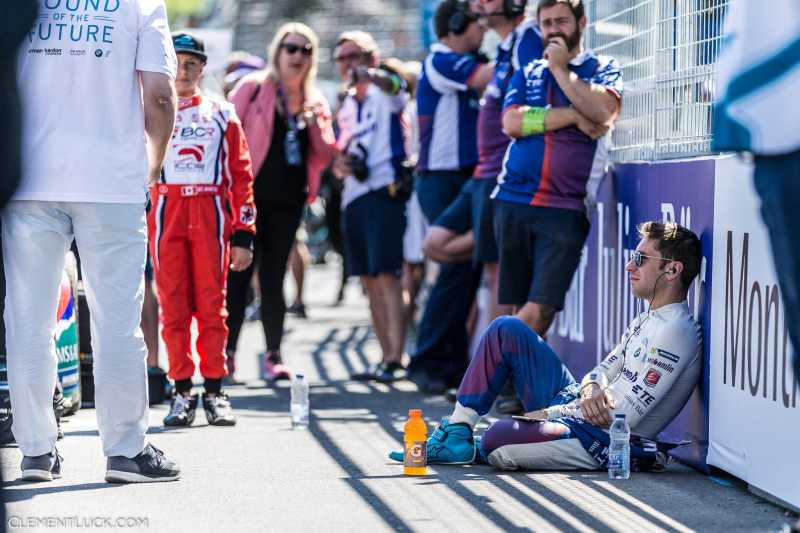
left=416, top=43, right=481, bottom=172
left=475, top=19, right=544, bottom=179
left=493, top=51, right=623, bottom=211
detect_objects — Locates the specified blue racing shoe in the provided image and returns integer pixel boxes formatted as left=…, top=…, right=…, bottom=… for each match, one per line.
left=388, top=418, right=476, bottom=465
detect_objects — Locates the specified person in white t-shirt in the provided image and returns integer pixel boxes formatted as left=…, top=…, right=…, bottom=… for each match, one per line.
left=3, top=0, right=181, bottom=483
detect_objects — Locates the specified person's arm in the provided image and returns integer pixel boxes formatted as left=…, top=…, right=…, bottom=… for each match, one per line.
left=467, top=63, right=494, bottom=91
left=577, top=334, right=626, bottom=428
left=545, top=37, right=621, bottom=125
left=224, top=114, right=256, bottom=271
left=140, top=71, right=176, bottom=185
left=502, top=106, right=593, bottom=138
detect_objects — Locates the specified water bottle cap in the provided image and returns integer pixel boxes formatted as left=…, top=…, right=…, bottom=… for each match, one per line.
left=615, top=413, right=625, bottom=418
left=408, top=409, right=422, bottom=418
left=296, top=373, right=304, bottom=379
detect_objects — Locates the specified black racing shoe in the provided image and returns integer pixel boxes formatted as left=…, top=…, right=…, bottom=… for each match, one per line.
left=163, top=394, right=197, bottom=427
left=202, top=392, right=236, bottom=426
left=21, top=448, right=62, bottom=482
left=351, top=361, right=405, bottom=383
left=105, top=443, right=180, bottom=483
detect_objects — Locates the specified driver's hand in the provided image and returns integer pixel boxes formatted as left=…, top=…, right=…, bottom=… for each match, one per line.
left=579, top=384, right=616, bottom=428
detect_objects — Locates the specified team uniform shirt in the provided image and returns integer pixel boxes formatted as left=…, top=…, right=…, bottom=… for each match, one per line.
left=542, top=302, right=702, bottom=442
left=474, top=20, right=543, bottom=180
left=336, top=83, right=410, bottom=209
left=416, top=43, right=481, bottom=172
left=15, top=0, right=177, bottom=203
left=713, top=0, right=800, bottom=155
left=493, top=51, right=623, bottom=211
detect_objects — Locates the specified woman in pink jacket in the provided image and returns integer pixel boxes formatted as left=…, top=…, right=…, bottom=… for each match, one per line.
left=226, top=22, right=337, bottom=381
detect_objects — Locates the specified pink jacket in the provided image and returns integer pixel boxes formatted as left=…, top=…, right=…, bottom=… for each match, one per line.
left=229, top=72, right=337, bottom=204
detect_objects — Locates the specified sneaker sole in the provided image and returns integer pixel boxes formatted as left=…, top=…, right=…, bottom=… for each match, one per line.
left=105, top=470, right=180, bottom=483
left=21, top=469, right=60, bottom=482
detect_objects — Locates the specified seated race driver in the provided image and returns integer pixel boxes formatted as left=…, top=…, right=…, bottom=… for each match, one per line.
left=391, top=221, right=703, bottom=470
left=149, top=33, right=256, bottom=428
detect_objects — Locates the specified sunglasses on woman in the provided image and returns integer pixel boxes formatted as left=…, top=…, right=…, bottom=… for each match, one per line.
left=631, top=250, right=672, bottom=267
left=281, top=42, right=313, bottom=57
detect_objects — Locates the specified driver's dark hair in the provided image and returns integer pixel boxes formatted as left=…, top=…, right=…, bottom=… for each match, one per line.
left=536, top=0, right=585, bottom=22
left=638, top=221, right=702, bottom=289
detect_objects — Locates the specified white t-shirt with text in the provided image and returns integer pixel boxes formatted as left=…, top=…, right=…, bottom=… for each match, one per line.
left=15, top=0, right=177, bottom=203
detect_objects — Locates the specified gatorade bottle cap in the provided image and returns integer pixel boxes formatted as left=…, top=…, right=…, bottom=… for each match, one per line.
left=408, top=409, right=422, bottom=417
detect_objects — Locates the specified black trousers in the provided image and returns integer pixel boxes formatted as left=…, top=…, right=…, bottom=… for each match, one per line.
left=226, top=203, right=304, bottom=353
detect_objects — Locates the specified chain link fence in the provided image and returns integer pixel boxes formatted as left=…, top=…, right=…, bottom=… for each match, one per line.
left=585, top=0, right=729, bottom=162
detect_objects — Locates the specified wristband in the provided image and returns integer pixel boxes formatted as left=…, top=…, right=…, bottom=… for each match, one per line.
left=521, top=106, right=547, bottom=137
left=388, top=74, right=402, bottom=95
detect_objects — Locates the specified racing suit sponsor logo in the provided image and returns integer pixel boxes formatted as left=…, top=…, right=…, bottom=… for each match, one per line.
left=651, top=347, right=680, bottom=363
left=646, top=356, right=675, bottom=373
left=600, top=354, right=618, bottom=369
left=625, top=394, right=645, bottom=416
left=69, top=49, right=86, bottom=56
left=633, top=347, right=642, bottom=359
left=631, top=384, right=657, bottom=407
left=28, top=48, right=44, bottom=54
left=644, top=369, right=662, bottom=388
left=45, top=48, right=62, bottom=56
left=179, top=126, right=216, bottom=140
left=174, top=145, right=206, bottom=171
left=621, top=367, right=638, bottom=382
left=239, top=206, right=255, bottom=225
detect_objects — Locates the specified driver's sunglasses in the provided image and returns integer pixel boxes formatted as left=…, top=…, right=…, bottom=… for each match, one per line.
left=281, top=42, right=313, bottom=56
left=632, top=250, right=671, bottom=267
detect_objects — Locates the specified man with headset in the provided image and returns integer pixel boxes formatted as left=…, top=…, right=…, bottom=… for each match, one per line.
left=391, top=221, right=703, bottom=471
left=424, top=0, right=541, bottom=328
left=409, top=0, right=493, bottom=394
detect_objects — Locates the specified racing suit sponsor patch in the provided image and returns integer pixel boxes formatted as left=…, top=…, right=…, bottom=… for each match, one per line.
left=652, top=347, right=680, bottom=363
left=644, top=369, right=662, bottom=388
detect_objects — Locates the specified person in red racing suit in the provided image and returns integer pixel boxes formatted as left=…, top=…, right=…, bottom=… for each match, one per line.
left=148, top=33, right=256, bottom=428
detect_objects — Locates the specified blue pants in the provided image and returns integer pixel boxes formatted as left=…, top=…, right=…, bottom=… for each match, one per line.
left=754, top=151, right=800, bottom=378
left=409, top=171, right=482, bottom=387
left=456, top=316, right=577, bottom=417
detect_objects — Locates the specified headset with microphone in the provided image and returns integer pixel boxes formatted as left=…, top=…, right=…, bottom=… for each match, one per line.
left=448, top=0, right=475, bottom=35
left=482, top=0, right=528, bottom=19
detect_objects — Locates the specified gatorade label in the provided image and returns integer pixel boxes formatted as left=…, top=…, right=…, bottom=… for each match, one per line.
left=404, top=440, right=427, bottom=468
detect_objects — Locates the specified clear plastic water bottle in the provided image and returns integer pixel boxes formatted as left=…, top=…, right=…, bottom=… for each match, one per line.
left=608, top=413, right=630, bottom=479
left=290, top=374, right=309, bottom=429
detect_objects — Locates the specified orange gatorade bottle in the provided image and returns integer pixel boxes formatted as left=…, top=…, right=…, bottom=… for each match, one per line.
left=404, top=409, right=428, bottom=476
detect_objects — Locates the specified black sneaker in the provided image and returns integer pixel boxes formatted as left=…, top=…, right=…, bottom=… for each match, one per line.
left=351, top=361, right=405, bottom=383
left=202, top=392, right=236, bottom=426
left=21, top=448, right=62, bottom=482
left=163, top=394, right=197, bottom=427
left=286, top=302, right=307, bottom=319
left=105, top=443, right=180, bottom=483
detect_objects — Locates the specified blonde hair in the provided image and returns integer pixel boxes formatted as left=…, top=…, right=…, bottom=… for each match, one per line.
left=335, top=30, right=380, bottom=61
left=266, top=22, right=319, bottom=95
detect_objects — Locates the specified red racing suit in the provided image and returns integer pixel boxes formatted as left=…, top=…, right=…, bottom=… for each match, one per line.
left=147, top=93, right=256, bottom=381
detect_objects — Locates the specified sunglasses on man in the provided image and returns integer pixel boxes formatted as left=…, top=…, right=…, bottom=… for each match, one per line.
left=281, top=42, right=313, bottom=57
left=631, top=250, right=673, bottom=268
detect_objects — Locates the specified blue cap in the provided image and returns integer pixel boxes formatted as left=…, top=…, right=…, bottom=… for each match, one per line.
left=172, top=32, right=207, bottom=62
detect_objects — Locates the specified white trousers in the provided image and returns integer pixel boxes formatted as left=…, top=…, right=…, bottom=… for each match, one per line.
left=2, top=201, right=149, bottom=458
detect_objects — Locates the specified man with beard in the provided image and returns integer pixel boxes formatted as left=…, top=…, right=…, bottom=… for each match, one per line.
left=492, top=0, right=622, bottom=336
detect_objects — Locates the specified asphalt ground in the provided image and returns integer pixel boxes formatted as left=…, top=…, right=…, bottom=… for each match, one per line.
left=2, top=262, right=796, bottom=532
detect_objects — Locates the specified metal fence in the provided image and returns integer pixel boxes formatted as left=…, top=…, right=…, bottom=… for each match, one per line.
left=585, top=0, right=729, bottom=162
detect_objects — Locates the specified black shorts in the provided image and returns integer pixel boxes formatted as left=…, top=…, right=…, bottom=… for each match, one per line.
left=471, top=178, right=499, bottom=263
left=343, top=190, right=406, bottom=277
left=434, top=178, right=499, bottom=264
left=493, top=201, right=590, bottom=309
left=434, top=179, right=473, bottom=234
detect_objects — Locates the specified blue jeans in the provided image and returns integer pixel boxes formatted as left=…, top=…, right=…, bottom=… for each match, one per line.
left=409, top=170, right=482, bottom=387
left=754, top=151, right=800, bottom=379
